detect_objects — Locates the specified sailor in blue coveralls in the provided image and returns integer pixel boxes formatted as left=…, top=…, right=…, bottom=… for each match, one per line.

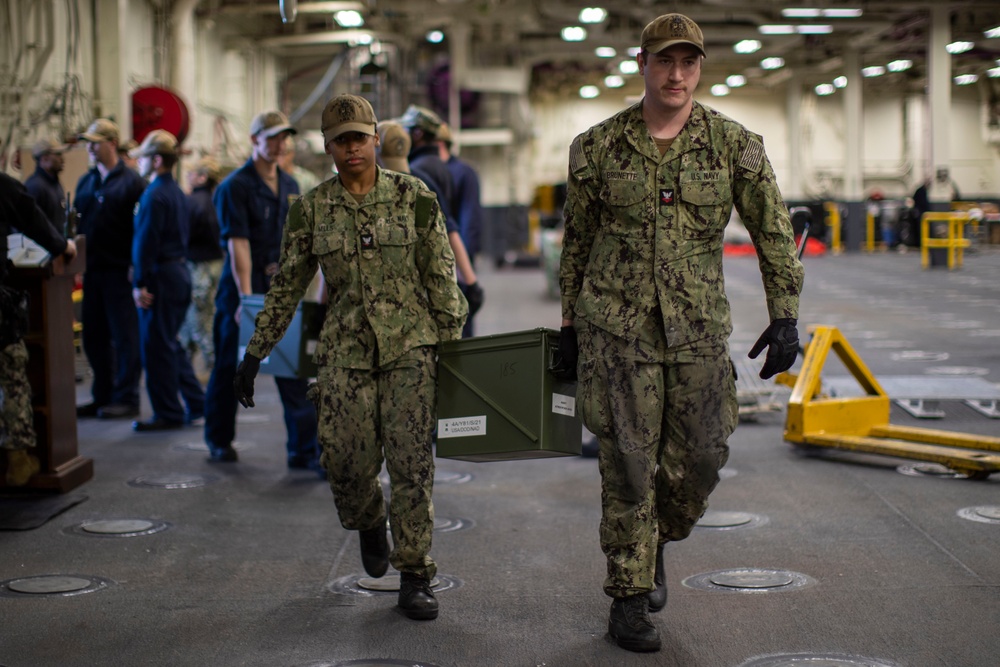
left=130, top=130, right=205, bottom=431
left=204, top=110, right=319, bottom=466
left=74, top=118, right=147, bottom=420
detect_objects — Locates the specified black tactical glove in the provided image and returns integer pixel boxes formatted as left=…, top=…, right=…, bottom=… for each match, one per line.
left=748, top=318, right=799, bottom=380
left=550, top=325, right=579, bottom=381
left=234, top=353, right=262, bottom=408
left=463, top=282, right=485, bottom=317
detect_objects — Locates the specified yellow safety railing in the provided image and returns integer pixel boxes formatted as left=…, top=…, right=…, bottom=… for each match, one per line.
left=864, top=209, right=888, bottom=252
left=824, top=201, right=842, bottom=255
left=920, top=212, right=971, bottom=270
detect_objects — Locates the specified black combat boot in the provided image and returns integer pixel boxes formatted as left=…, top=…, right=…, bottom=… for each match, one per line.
left=647, top=542, right=667, bottom=612
left=608, top=594, right=661, bottom=652
left=359, top=526, right=389, bottom=578
left=398, top=572, right=439, bottom=620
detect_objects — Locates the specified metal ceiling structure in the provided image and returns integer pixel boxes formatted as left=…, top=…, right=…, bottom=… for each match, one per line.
left=203, top=1, right=1000, bottom=90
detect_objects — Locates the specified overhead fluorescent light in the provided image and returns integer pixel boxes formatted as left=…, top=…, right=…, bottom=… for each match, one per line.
left=946, top=41, right=974, bottom=54
left=861, top=66, right=885, bottom=77
left=795, top=24, right=833, bottom=35
left=986, top=26, right=1000, bottom=38
left=887, top=59, right=912, bottom=72
left=954, top=74, right=978, bottom=85
left=833, top=76, right=847, bottom=88
left=760, top=57, right=785, bottom=70
left=579, top=7, right=607, bottom=24
left=579, top=85, right=600, bottom=98
left=782, top=8, right=821, bottom=18
left=726, top=75, right=747, bottom=87
left=823, top=9, right=863, bottom=18
left=426, top=30, right=444, bottom=44
left=711, top=84, right=730, bottom=96
left=759, top=25, right=796, bottom=35
left=627, top=47, right=641, bottom=57
left=734, top=39, right=762, bottom=54
left=797, top=25, right=833, bottom=34
left=782, top=7, right=861, bottom=19
left=619, top=60, right=639, bottom=74
left=334, top=10, right=364, bottom=27
left=988, top=67, right=1000, bottom=78
left=595, top=46, right=616, bottom=58
left=815, top=83, right=835, bottom=96
left=604, top=74, right=625, bottom=88
left=561, top=26, right=587, bottom=42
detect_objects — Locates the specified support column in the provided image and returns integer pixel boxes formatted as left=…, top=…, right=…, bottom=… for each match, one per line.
left=843, top=48, right=865, bottom=250
left=928, top=4, right=952, bottom=209
left=786, top=76, right=803, bottom=199
left=448, top=21, right=471, bottom=153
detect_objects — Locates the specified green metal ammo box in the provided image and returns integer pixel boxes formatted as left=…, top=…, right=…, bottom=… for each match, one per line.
left=238, top=295, right=325, bottom=379
left=435, top=328, right=582, bottom=462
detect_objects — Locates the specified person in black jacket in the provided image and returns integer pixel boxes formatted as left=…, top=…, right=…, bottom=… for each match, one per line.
left=398, top=105, right=484, bottom=324
left=24, top=137, right=68, bottom=229
left=0, top=173, right=77, bottom=485
left=179, top=156, right=225, bottom=372
left=74, top=119, right=147, bottom=420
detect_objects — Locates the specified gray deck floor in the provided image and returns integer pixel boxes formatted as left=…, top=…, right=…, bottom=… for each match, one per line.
left=2, top=246, right=999, bottom=667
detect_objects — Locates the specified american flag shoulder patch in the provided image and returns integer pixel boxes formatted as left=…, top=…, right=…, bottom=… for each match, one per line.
left=739, top=138, right=764, bottom=174
left=569, top=137, right=588, bottom=175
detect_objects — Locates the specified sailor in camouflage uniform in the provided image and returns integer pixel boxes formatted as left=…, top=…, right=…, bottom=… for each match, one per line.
left=236, top=94, right=467, bottom=621
left=555, top=14, right=804, bottom=652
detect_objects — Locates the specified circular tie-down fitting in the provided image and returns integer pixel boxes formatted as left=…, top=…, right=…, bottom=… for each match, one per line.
left=433, top=470, right=473, bottom=485
left=957, top=505, right=1000, bottom=525
left=924, top=365, right=991, bottom=376
left=896, top=463, right=990, bottom=481
left=889, top=350, right=950, bottom=362
left=327, top=573, right=462, bottom=598
left=433, top=516, right=475, bottom=533
left=127, top=473, right=221, bottom=489
left=175, top=440, right=254, bottom=454
left=738, top=653, right=902, bottom=667
left=695, top=511, right=768, bottom=531
left=683, top=568, right=816, bottom=594
left=1, top=574, right=114, bottom=598
left=66, top=518, right=171, bottom=538
left=297, top=661, right=445, bottom=667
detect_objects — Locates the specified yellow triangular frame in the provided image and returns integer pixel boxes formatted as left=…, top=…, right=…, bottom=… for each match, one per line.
left=784, top=325, right=890, bottom=443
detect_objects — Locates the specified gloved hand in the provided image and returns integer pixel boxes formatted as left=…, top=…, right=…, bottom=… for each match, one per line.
left=550, top=325, right=579, bottom=381
left=748, top=318, right=799, bottom=380
left=463, top=282, right=485, bottom=317
left=234, top=353, right=262, bottom=408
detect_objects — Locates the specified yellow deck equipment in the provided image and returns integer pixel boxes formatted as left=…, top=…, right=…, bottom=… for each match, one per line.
left=783, top=325, right=1000, bottom=480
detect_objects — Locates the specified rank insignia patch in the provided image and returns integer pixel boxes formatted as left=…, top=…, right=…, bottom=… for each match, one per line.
left=660, top=189, right=674, bottom=206
left=360, top=233, right=374, bottom=250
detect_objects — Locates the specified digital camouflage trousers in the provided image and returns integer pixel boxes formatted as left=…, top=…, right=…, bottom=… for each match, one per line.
left=0, top=340, right=36, bottom=451
left=577, top=322, right=737, bottom=598
left=310, top=345, right=438, bottom=580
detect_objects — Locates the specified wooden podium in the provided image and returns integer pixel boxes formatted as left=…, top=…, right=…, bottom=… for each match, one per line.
left=2, top=235, right=93, bottom=493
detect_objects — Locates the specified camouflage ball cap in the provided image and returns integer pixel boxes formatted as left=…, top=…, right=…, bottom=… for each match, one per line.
left=130, top=129, right=178, bottom=158
left=79, top=118, right=120, bottom=143
left=377, top=120, right=411, bottom=173
left=249, top=110, right=297, bottom=138
left=322, top=94, right=377, bottom=140
left=32, top=137, right=67, bottom=158
left=399, top=104, right=443, bottom=134
left=641, top=13, right=706, bottom=57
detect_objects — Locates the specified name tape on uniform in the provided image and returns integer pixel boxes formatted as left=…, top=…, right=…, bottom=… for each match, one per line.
left=552, top=393, right=576, bottom=417
left=438, top=415, right=487, bottom=438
